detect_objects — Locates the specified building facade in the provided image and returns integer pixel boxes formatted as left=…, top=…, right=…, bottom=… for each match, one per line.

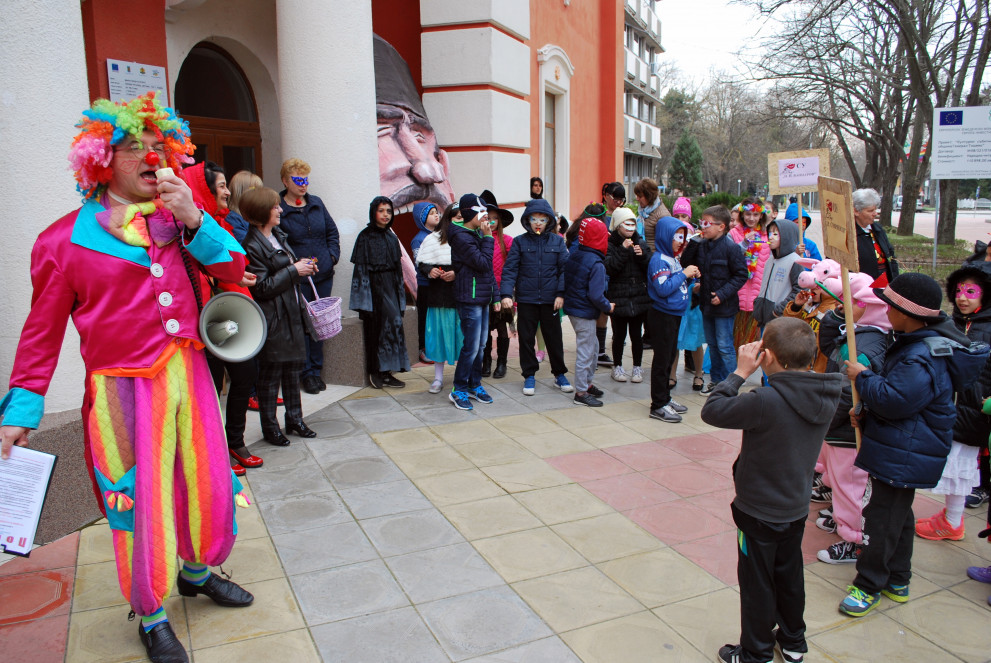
left=622, top=0, right=664, bottom=196
left=0, top=0, right=623, bottom=416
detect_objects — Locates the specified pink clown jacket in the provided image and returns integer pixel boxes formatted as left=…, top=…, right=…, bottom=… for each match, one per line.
left=0, top=200, right=247, bottom=429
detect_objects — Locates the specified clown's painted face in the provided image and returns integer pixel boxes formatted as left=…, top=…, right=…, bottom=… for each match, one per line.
left=109, top=130, right=164, bottom=203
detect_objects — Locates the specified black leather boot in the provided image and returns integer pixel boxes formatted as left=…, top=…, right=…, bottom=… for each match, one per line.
left=176, top=572, right=254, bottom=607
left=285, top=417, right=317, bottom=438
left=492, top=337, right=510, bottom=378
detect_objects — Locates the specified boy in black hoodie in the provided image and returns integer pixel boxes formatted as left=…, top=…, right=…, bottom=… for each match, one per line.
left=702, top=318, right=843, bottom=663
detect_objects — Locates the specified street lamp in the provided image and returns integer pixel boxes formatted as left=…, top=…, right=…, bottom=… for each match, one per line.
left=737, top=179, right=741, bottom=195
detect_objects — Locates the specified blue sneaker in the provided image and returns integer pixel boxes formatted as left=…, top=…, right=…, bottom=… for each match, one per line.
left=469, top=386, right=493, bottom=404
left=838, top=585, right=880, bottom=617
left=881, top=584, right=910, bottom=603
left=555, top=374, right=574, bottom=393
left=523, top=376, right=536, bottom=396
left=449, top=390, right=473, bottom=411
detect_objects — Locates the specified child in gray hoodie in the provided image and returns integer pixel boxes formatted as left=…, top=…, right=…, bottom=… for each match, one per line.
left=701, top=317, right=843, bottom=663
left=752, top=219, right=804, bottom=328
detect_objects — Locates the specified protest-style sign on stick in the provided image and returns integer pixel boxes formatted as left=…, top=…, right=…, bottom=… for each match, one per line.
left=818, top=176, right=863, bottom=450
left=767, top=148, right=831, bottom=248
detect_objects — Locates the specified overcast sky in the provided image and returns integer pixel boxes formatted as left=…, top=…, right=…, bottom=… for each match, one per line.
left=656, top=0, right=777, bottom=85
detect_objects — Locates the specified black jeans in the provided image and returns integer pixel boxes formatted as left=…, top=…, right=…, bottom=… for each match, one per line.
left=610, top=312, right=646, bottom=368
left=733, top=504, right=808, bottom=663
left=853, top=477, right=915, bottom=594
left=206, top=354, right=258, bottom=449
left=516, top=303, right=567, bottom=378
left=648, top=309, right=681, bottom=410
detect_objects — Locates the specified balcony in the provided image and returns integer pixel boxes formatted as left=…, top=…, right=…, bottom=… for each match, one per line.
left=624, top=47, right=662, bottom=102
left=625, top=0, right=663, bottom=51
left=624, top=114, right=661, bottom=157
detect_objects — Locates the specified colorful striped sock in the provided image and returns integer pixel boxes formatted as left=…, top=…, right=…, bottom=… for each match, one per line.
left=180, top=562, right=210, bottom=586
left=141, top=606, right=168, bottom=633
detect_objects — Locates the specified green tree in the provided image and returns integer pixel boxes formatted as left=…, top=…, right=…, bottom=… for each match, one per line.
left=668, top=130, right=704, bottom=195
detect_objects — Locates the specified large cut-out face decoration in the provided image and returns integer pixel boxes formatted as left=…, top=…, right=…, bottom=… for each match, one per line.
left=374, top=35, right=455, bottom=214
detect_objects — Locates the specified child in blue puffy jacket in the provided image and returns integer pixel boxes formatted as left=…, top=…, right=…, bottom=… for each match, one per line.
left=647, top=216, right=700, bottom=423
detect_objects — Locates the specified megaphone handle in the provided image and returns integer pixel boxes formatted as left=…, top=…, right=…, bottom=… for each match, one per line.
left=308, top=276, right=320, bottom=302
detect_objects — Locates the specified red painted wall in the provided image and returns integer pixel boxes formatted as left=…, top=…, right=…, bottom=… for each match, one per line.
left=81, top=0, right=170, bottom=103
left=530, top=0, right=624, bottom=212
left=372, top=0, right=423, bottom=95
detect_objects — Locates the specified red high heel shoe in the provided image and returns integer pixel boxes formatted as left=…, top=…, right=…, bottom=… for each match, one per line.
left=230, top=447, right=264, bottom=469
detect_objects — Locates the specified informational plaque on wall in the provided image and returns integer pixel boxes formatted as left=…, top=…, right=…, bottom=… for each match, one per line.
left=0, top=447, right=57, bottom=556
left=107, top=59, right=168, bottom=104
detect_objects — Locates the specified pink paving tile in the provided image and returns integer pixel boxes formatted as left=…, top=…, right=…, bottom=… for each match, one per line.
left=0, top=532, right=79, bottom=578
left=687, top=488, right=736, bottom=523
left=645, top=464, right=735, bottom=498
left=913, top=492, right=945, bottom=520
left=698, top=457, right=736, bottom=478
left=708, top=428, right=743, bottom=447
left=582, top=473, right=680, bottom=511
left=661, top=435, right=740, bottom=462
left=0, top=613, right=69, bottom=663
left=674, top=529, right=740, bottom=585
left=602, top=441, right=693, bottom=471
left=0, top=568, right=73, bottom=626
left=627, top=500, right=734, bottom=546
left=545, top=449, right=634, bottom=482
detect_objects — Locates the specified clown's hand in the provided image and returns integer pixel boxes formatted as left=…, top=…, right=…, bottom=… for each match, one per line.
left=0, top=426, right=30, bottom=460
left=157, top=174, right=202, bottom=229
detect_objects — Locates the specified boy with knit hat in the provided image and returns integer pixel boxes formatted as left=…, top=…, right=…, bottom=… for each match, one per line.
left=564, top=218, right=614, bottom=406
left=839, top=272, right=987, bottom=617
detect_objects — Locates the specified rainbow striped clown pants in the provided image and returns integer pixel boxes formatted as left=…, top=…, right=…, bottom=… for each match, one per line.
left=84, top=344, right=241, bottom=616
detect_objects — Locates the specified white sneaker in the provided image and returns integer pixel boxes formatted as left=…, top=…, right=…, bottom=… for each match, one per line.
left=611, top=366, right=628, bottom=382
left=429, top=380, right=443, bottom=394
left=631, top=366, right=644, bottom=383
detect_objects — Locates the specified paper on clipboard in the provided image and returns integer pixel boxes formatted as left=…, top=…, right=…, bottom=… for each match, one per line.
left=0, top=446, right=57, bottom=556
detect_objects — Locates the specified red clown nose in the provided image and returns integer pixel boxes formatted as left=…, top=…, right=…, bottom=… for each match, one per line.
left=144, top=151, right=160, bottom=166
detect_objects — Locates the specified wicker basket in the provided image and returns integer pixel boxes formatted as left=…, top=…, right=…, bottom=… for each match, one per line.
left=305, top=277, right=342, bottom=340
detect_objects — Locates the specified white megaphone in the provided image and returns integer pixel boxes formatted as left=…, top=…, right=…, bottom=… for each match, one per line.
left=198, top=292, right=268, bottom=362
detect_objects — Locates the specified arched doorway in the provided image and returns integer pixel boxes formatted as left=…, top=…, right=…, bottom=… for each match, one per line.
left=174, top=43, right=262, bottom=177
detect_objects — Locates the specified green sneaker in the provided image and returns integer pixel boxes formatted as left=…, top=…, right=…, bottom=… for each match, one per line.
left=881, top=583, right=910, bottom=603
left=839, top=585, right=880, bottom=617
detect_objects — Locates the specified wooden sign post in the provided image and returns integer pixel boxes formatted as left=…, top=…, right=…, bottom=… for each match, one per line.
left=817, top=176, right=862, bottom=449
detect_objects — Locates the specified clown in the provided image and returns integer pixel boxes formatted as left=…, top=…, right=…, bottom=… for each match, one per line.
left=0, top=93, right=251, bottom=663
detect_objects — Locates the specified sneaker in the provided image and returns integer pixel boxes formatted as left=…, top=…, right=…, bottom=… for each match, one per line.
left=555, top=374, right=574, bottom=393
left=381, top=373, right=405, bottom=389
left=700, top=381, right=717, bottom=394
left=536, top=350, right=546, bottom=363
left=574, top=392, right=603, bottom=407
left=838, top=585, right=880, bottom=617
left=368, top=372, right=384, bottom=389
left=815, top=515, right=837, bottom=533
left=967, top=565, right=991, bottom=583
left=773, top=634, right=805, bottom=663
left=468, top=386, right=494, bottom=404
left=716, top=644, right=745, bottom=663
left=817, top=540, right=862, bottom=564
left=449, top=390, right=473, bottom=411
left=966, top=486, right=990, bottom=508
left=667, top=399, right=688, bottom=414
left=247, top=396, right=260, bottom=411
left=522, top=376, right=536, bottom=396
left=597, top=353, right=613, bottom=367
left=429, top=380, right=443, bottom=394
left=811, top=471, right=825, bottom=492
left=818, top=507, right=833, bottom=519
left=587, top=384, right=604, bottom=397
left=611, top=366, right=628, bottom=382
left=881, top=583, right=910, bottom=603
left=915, top=509, right=965, bottom=540
left=649, top=405, right=683, bottom=423
left=810, top=484, right=832, bottom=503
left=631, top=366, right=644, bottom=383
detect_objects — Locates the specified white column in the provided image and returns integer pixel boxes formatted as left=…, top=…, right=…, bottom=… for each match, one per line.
left=276, top=0, right=380, bottom=303
left=0, top=1, right=90, bottom=414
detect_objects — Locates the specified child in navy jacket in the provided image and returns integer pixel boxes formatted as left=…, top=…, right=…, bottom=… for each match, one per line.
left=647, top=216, right=700, bottom=422
left=563, top=218, right=613, bottom=406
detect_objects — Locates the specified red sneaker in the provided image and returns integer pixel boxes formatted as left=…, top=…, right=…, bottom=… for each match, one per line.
left=247, top=396, right=260, bottom=411
left=915, top=508, right=965, bottom=541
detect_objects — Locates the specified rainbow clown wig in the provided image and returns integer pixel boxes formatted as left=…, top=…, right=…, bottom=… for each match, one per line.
left=68, top=92, right=195, bottom=200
